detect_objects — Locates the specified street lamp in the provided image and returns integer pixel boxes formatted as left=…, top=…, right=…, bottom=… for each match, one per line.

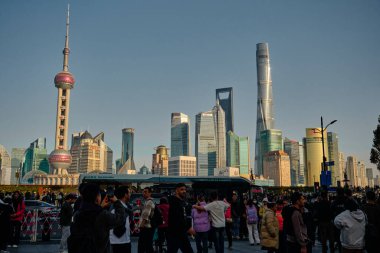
left=313, top=116, right=337, bottom=187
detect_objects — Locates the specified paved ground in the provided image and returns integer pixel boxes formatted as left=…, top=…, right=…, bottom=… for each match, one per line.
left=7, top=238, right=323, bottom=253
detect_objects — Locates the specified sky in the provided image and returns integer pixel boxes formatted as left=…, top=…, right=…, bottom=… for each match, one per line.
left=1, top=0, right=380, bottom=176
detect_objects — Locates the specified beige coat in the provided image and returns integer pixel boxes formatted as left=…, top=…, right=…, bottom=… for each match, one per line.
left=260, top=208, right=279, bottom=249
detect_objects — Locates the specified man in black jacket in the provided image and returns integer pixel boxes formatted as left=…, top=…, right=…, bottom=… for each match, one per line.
left=362, top=190, right=380, bottom=253
left=167, top=183, right=195, bottom=253
left=68, top=183, right=126, bottom=253
left=59, top=193, right=77, bottom=253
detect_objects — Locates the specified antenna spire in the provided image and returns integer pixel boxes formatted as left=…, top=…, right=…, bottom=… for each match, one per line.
left=63, top=4, right=70, bottom=72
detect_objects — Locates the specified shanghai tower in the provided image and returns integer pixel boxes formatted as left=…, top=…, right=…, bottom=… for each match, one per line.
left=254, top=43, right=274, bottom=175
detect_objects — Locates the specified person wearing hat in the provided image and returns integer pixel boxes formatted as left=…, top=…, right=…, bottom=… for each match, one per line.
left=59, top=193, right=77, bottom=253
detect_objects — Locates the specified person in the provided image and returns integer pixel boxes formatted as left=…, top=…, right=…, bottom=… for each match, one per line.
left=224, top=199, right=233, bottom=249
left=193, top=192, right=230, bottom=253
left=275, top=200, right=285, bottom=253
left=157, top=197, right=169, bottom=253
left=192, top=195, right=210, bottom=253
left=9, top=191, right=25, bottom=248
left=67, top=183, right=126, bottom=253
left=167, top=183, right=195, bottom=253
left=284, top=192, right=308, bottom=253
left=246, top=199, right=260, bottom=246
left=0, top=196, right=13, bottom=253
left=331, top=187, right=346, bottom=253
left=260, top=201, right=279, bottom=253
left=334, top=198, right=366, bottom=253
left=315, top=191, right=334, bottom=253
left=138, top=187, right=155, bottom=253
left=230, top=192, right=241, bottom=239
left=59, top=193, right=77, bottom=253
left=110, top=186, right=132, bottom=253
left=361, top=191, right=380, bottom=253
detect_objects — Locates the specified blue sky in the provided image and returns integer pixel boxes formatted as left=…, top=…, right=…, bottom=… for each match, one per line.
left=1, top=0, right=379, bottom=175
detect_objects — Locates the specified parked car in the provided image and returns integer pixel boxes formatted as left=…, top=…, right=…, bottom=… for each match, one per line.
left=24, top=200, right=60, bottom=219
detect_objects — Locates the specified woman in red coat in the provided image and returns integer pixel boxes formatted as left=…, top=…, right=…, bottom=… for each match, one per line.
left=9, top=191, right=25, bottom=247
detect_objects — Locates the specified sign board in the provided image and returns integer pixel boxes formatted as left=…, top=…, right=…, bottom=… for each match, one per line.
left=320, top=171, right=332, bottom=186
left=214, top=167, right=240, bottom=177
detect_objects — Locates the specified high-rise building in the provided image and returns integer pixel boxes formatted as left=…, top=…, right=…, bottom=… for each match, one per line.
left=357, top=161, right=367, bottom=187
left=366, top=168, right=374, bottom=188
left=226, top=131, right=250, bottom=176
left=152, top=145, right=169, bottom=176
left=216, top=87, right=234, bottom=134
left=0, top=145, right=12, bottom=185
left=49, top=6, right=75, bottom=175
left=22, top=138, right=49, bottom=177
left=119, top=128, right=136, bottom=173
left=258, top=129, right=282, bottom=175
left=304, top=128, right=329, bottom=186
left=338, top=152, right=345, bottom=186
left=327, top=132, right=340, bottom=186
left=346, top=156, right=358, bottom=187
left=69, top=131, right=113, bottom=174
left=213, top=100, right=226, bottom=168
left=298, top=143, right=305, bottom=185
left=284, top=138, right=300, bottom=186
left=195, top=111, right=217, bottom=176
left=254, top=43, right=275, bottom=176
left=11, top=148, right=26, bottom=185
left=138, top=165, right=151, bottom=175
left=171, top=113, right=190, bottom=157
left=263, top=150, right=291, bottom=187
left=169, top=156, right=197, bottom=176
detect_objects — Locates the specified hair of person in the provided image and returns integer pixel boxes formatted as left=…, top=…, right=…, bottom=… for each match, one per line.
left=210, top=191, right=218, bottom=201
left=197, top=194, right=205, bottom=202
left=175, top=183, right=186, bottom=189
left=247, top=199, right=253, bottom=207
left=78, top=182, right=87, bottom=195
left=267, top=202, right=276, bottom=209
left=160, top=197, right=168, bottom=204
left=81, top=183, right=101, bottom=203
left=344, top=198, right=359, bottom=212
left=291, top=192, right=303, bottom=204
left=321, top=191, right=328, bottom=199
left=115, top=186, right=129, bottom=199
left=143, top=187, right=152, bottom=193
left=344, top=188, right=352, bottom=197
left=336, top=187, right=344, bottom=197
left=366, top=190, right=376, bottom=201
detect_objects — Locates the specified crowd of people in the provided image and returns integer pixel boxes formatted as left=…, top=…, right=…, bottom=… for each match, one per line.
left=0, top=185, right=380, bottom=253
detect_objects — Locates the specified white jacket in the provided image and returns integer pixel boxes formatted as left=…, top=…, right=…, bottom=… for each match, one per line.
left=334, top=209, right=366, bottom=250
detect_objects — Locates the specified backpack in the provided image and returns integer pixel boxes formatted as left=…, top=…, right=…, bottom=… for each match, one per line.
left=246, top=205, right=258, bottom=224
left=150, top=204, right=164, bottom=228
left=67, top=211, right=100, bottom=253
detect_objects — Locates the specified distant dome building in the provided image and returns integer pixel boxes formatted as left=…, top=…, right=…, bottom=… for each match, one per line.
left=138, top=165, right=151, bottom=175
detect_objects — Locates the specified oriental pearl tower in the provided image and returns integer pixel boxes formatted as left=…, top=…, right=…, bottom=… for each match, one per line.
left=49, top=5, right=75, bottom=175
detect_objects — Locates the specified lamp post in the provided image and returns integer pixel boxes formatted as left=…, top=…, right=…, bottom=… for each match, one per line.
left=314, top=117, right=337, bottom=187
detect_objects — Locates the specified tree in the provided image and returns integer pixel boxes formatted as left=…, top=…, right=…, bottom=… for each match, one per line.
left=370, top=115, right=380, bottom=171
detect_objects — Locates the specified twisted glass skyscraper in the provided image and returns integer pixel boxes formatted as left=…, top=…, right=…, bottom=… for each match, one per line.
left=255, top=43, right=275, bottom=175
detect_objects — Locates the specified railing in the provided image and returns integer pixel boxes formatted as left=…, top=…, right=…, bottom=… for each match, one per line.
left=21, top=209, right=62, bottom=242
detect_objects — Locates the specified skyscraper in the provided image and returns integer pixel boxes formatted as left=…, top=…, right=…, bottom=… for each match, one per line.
left=238, top=136, right=250, bottom=176
left=298, top=143, right=305, bottom=185
left=284, top=138, right=300, bottom=186
left=258, top=129, right=282, bottom=174
left=0, top=145, right=11, bottom=185
left=216, top=87, right=234, bottom=134
left=169, top=156, right=197, bottom=176
left=226, top=131, right=250, bottom=176
left=327, top=132, right=340, bottom=186
left=11, top=148, right=26, bottom=185
left=22, top=138, right=49, bottom=176
left=213, top=100, right=226, bottom=168
left=195, top=111, right=217, bottom=176
left=263, top=150, right=291, bottom=187
left=304, top=128, right=329, bottom=186
left=152, top=145, right=169, bottom=176
left=255, top=43, right=275, bottom=175
left=171, top=113, right=190, bottom=157
left=49, top=5, right=75, bottom=175
left=119, top=128, right=136, bottom=173
left=346, top=156, right=358, bottom=187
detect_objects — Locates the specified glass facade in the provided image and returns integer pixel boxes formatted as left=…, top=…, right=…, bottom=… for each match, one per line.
left=327, top=132, right=340, bottom=186
left=213, top=102, right=226, bottom=168
left=171, top=113, right=190, bottom=157
left=258, top=129, right=282, bottom=175
left=195, top=111, right=217, bottom=176
left=284, top=138, right=300, bottom=186
left=120, top=128, right=135, bottom=172
left=239, top=136, right=250, bottom=175
left=22, top=138, right=49, bottom=177
left=226, top=131, right=249, bottom=176
left=255, top=43, right=275, bottom=175
left=216, top=87, right=234, bottom=134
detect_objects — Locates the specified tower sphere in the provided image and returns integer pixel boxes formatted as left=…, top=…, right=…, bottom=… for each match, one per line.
left=49, top=149, right=72, bottom=170
left=54, top=71, right=75, bottom=89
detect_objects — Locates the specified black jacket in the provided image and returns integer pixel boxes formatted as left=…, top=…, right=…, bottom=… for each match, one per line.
left=168, top=195, right=191, bottom=237
left=0, top=202, right=13, bottom=241
left=71, top=200, right=125, bottom=253
left=60, top=201, right=73, bottom=226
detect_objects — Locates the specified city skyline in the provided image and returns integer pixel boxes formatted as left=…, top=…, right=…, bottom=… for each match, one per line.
left=1, top=1, right=380, bottom=176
